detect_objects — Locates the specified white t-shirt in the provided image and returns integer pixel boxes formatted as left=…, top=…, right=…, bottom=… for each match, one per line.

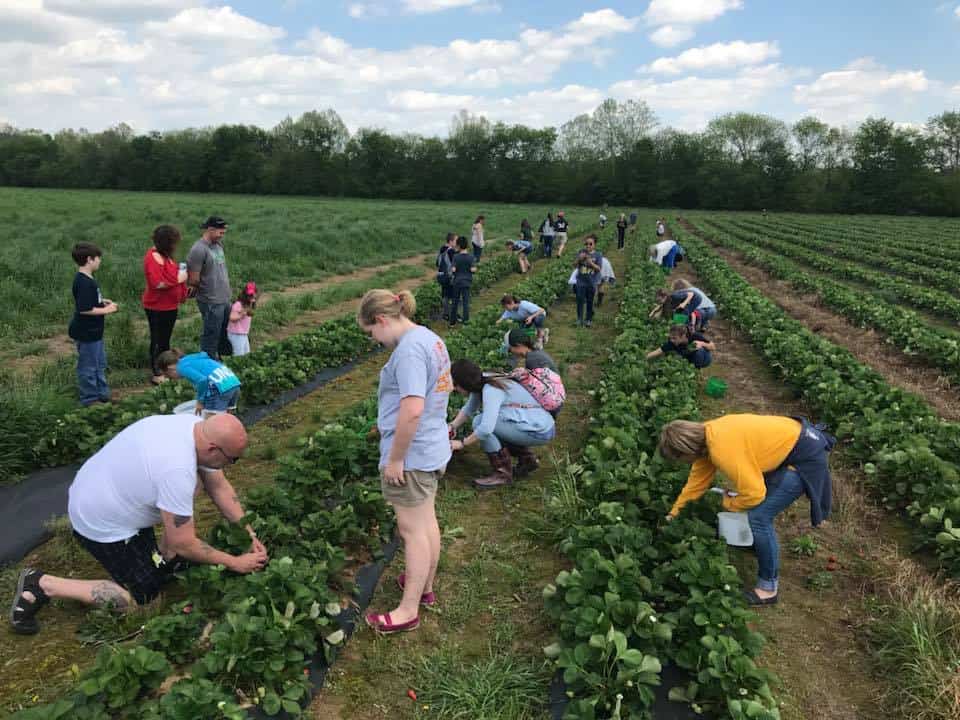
left=651, top=239, right=677, bottom=264
left=472, top=223, right=485, bottom=248
left=69, top=415, right=202, bottom=543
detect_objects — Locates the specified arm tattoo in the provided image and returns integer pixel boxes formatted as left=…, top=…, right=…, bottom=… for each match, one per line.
left=174, top=515, right=192, bottom=528
left=90, top=581, right=130, bottom=610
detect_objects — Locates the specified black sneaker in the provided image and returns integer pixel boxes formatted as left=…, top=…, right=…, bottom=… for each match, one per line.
left=10, top=568, right=49, bottom=635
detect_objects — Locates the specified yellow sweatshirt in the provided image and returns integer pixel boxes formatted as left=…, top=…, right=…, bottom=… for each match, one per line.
left=669, top=414, right=802, bottom=516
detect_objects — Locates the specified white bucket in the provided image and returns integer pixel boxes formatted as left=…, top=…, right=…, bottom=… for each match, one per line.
left=717, top=512, right=754, bottom=547
left=173, top=400, right=197, bottom=415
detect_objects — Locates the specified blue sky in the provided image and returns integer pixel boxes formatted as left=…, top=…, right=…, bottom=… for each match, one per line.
left=0, top=0, right=957, bottom=136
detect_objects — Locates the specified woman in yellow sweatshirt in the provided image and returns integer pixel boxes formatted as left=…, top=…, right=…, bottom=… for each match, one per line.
left=658, top=414, right=835, bottom=606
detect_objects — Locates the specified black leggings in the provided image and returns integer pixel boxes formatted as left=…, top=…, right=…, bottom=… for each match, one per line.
left=145, top=308, right=178, bottom=376
left=617, top=228, right=626, bottom=249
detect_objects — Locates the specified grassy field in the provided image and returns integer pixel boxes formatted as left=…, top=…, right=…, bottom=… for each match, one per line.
left=0, top=188, right=596, bottom=344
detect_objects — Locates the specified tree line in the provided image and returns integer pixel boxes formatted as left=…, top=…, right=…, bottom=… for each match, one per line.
left=1, top=101, right=958, bottom=215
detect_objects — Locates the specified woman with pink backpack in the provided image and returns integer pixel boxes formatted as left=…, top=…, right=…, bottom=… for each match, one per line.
left=448, top=359, right=558, bottom=490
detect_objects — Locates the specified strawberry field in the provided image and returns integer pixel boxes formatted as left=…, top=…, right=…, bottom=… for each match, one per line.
left=5, top=206, right=960, bottom=720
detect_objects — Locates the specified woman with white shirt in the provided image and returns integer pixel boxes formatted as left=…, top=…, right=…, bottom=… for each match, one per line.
left=471, top=215, right=485, bottom=262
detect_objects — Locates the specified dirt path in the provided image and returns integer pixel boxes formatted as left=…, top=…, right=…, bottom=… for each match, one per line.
left=4, top=252, right=436, bottom=378
left=678, top=218, right=960, bottom=422
left=309, top=251, right=624, bottom=719
left=670, top=261, right=891, bottom=720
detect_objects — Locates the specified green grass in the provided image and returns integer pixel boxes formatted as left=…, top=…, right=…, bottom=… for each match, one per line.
left=0, top=188, right=597, bottom=344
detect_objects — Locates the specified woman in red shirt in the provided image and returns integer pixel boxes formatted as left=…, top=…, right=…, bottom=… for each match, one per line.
left=142, top=225, right=188, bottom=385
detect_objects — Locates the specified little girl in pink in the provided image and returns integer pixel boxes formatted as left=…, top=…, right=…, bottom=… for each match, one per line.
left=228, top=281, right=257, bottom=356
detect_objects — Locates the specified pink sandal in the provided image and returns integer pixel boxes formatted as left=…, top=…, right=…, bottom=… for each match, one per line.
left=365, top=612, right=420, bottom=634
left=397, top=574, right=437, bottom=607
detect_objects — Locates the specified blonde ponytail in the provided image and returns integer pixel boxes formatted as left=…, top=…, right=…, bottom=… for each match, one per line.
left=357, top=289, right=417, bottom=326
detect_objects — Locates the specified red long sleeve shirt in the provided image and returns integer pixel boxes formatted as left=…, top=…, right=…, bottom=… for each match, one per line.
left=141, top=249, right=187, bottom=311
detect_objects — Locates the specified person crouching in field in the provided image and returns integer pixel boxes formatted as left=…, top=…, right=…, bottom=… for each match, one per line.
left=10, top=414, right=266, bottom=635
left=158, top=349, right=241, bottom=417
left=659, top=415, right=835, bottom=606
left=69, top=242, right=118, bottom=406
left=649, top=238, right=679, bottom=270
left=507, top=328, right=558, bottom=372
left=358, top=289, right=451, bottom=635
left=227, top=282, right=257, bottom=357
left=505, top=238, right=533, bottom=273
left=448, top=359, right=556, bottom=489
left=646, top=324, right=715, bottom=368
left=497, top=294, right=547, bottom=348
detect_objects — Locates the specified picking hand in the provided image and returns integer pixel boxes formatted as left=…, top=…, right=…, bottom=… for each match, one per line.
left=230, top=549, right=268, bottom=573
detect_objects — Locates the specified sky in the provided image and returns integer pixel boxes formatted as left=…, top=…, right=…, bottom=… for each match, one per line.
left=1, top=0, right=958, bottom=137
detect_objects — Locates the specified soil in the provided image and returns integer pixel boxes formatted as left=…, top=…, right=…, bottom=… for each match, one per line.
left=678, top=218, right=960, bottom=423
left=670, top=261, right=891, bottom=720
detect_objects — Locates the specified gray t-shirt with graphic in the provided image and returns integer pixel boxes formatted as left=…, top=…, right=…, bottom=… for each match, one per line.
left=186, top=238, right=231, bottom=304
left=377, top=326, right=452, bottom=472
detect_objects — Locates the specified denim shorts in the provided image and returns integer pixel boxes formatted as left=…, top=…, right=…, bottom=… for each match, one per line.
left=205, top=386, right=240, bottom=412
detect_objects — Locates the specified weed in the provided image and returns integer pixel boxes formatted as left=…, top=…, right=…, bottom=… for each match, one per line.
left=806, top=570, right=835, bottom=591
left=790, top=535, right=819, bottom=557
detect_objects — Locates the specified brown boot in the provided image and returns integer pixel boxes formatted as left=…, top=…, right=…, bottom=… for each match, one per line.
left=513, top=446, right=540, bottom=476
left=474, top=448, right=514, bottom=490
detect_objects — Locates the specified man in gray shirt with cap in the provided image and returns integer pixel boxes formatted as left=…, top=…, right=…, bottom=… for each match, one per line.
left=187, top=216, right=232, bottom=359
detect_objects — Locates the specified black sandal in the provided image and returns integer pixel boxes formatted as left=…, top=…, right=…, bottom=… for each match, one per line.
left=743, top=589, right=778, bottom=606
left=10, top=568, right=49, bottom=635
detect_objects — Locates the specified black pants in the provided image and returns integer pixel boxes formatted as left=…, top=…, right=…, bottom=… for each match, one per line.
left=145, top=308, right=178, bottom=376
left=450, top=284, right=471, bottom=324
left=617, top=229, right=626, bottom=249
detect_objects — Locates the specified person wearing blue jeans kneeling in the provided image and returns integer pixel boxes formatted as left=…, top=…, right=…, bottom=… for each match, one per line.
left=658, top=414, right=835, bottom=605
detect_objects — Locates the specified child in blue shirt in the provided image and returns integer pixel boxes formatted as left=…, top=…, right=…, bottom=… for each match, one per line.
left=496, top=294, right=547, bottom=349
left=157, top=349, right=241, bottom=415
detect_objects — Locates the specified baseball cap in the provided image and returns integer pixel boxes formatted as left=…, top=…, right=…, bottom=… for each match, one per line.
left=200, top=216, right=228, bottom=229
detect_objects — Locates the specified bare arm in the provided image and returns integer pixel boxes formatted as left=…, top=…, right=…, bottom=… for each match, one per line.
left=187, top=271, right=201, bottom=289
left=79, top=303, right=117, bottom=316
left=646, top=349, right=664, bottom=360
left=229, top=306, right=244, bottom=322
left=161, top=510, right=266, bottom=573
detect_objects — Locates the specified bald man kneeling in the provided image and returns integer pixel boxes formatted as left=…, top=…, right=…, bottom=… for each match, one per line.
left=10, top=413, right=268, bottom=635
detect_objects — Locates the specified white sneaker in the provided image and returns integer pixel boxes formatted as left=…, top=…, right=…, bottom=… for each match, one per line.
left=543, top=328, right=550, bottom=345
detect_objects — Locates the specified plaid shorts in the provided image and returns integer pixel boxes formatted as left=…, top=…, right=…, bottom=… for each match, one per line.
left=74, top=527, right=184, bottom=604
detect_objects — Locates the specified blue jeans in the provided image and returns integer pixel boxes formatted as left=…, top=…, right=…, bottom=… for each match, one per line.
left=697, top=306, right=716, bottom=329
left=204, top=386, right=240, bottom=413
left=747, top=469, right=804, bottom=592
left=575, top=284, right=595, bottom=323
left=472, top=414, right=555, bottom=453
left=542, top=237, right=553, bottom=257
left=76, top=339, right=109, bottom=406
left=663, top=245, right=679, bottom=269
left=197, top=301, right=230, bottom=360
left=472, top=244, right=483, bottom=262
left=450, top=285, right=471, bottom=324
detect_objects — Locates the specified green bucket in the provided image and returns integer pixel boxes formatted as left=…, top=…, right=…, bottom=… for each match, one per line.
left=672, top=313, right=688, bottom=325
left=705, top=377, right=728, bottom=398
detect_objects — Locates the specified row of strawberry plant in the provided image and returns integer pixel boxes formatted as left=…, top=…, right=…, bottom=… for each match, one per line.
left=673, top=223, right=960, bottom=574
left=542, top=238, right=780, bottom=720
left=744, top=217, right=960, bottom=272
left=686, top=217, right=960, bottom=386
left=701, top=216, right=960, bottom=322
left=11, top=247, right=576, bottom=720
left=700, top=214, right=960, bottom=296
left=31, top=250, right=522, bottom=471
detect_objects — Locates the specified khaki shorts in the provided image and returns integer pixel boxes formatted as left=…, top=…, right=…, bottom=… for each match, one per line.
left=555, top=232, right=568, bottom=246
left=381, top=467, right=445, bottom=507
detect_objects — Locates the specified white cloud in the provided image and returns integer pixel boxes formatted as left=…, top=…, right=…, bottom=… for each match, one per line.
left=388, top=89, right=476, bottom=111
left=44, top=0, right=192, bottom=21
left=612, top=63, right=794, bottom=129
left=145, top=6, right=286, bottom=44
left=793, top=58, right=931, bottom=124
left=644, top=0, right=743, bottom=26
left=403, top=0, right=484, bottom=13
left=348, top=2, right=388, bottom=18
left=0, top=0, right=98, bottom=44
left=566, top=8, right=639, bottom=39
left=57, top=29, right=151, bottom=65
left=649, top=25, right=695, bottom=47
left=645, top=41, right=780, bottom=75
left=12, top=77, right=80, bottom=96
left=956, top=3, right=960, bottom=17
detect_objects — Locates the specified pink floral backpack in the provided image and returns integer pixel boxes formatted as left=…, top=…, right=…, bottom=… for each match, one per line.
left=509, top=367, right=566, bottom=415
